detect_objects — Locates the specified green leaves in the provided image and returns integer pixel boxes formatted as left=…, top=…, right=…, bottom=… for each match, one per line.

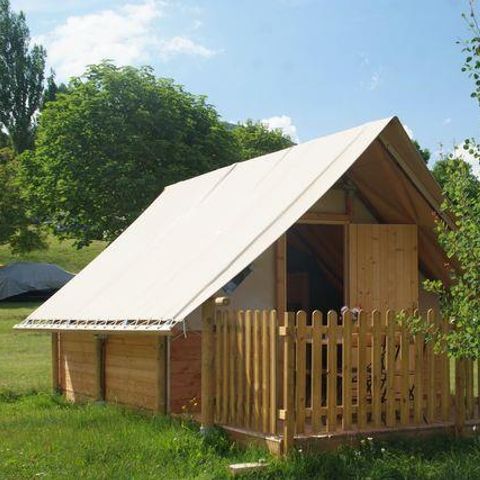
left=0, top=0, right=46, bottom=153
left=19, top=62, right=240, bottom=247
left=231, top=120, right=295, bottom=161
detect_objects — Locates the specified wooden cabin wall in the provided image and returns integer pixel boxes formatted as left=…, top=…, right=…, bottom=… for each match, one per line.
left=104, top=335, right=158, bottom=410
left=58, top=333, right=164, bottom=412
left=59, top=332, right=97, bottom=402
left=169, top=331, right=202, bottom=413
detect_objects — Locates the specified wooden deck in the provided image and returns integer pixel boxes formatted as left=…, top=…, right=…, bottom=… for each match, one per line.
left=201, top=307, right=480, bottom=455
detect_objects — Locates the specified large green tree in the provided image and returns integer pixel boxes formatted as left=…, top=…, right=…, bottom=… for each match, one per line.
left=20, top=62, right=240, bottom=247
left=0, top=0, right=46, bottom=153
left=0, top=147, right=44, bottom=252
left=232, top=120, right=295, bottom=160
left=422, top=4, right=480, bottom=357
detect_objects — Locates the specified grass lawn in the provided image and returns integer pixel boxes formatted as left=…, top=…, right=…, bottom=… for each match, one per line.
left=2, top=305, right=480, bottom=478
left=0, top=301, right=50, bottom=394
left=0, top=235, right=106, bottom=273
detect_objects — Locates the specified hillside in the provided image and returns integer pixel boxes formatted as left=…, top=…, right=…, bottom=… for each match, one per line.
left=0, top=235, right=106, bottom=273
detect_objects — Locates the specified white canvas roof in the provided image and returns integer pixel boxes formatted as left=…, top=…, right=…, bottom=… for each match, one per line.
left=17, top=116, right=428, bottom=333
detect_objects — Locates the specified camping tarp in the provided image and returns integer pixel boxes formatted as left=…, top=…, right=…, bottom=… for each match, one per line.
left=0, top=262, right=74, bottom=300
left=15, top=116, right=446, bottom=332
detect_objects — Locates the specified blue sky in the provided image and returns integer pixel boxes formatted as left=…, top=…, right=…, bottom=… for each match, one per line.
left=11, top=0, right=479, bottom=165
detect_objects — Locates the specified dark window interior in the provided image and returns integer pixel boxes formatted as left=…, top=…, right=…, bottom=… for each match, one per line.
left=286, top=223, right=344, bottom=315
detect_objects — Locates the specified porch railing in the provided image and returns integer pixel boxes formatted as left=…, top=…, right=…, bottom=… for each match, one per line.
left=201, top=307, right=480, bottom=454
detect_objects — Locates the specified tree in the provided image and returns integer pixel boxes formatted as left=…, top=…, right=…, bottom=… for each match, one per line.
left=20, top=62, right=240, bottom=247
left=0, top=147, right=44, bottom=252
left=412, top=139, right=431, bottom=164
left=232, top=120, right=295, bottom=160
left=0, top=0, right=46, bottom=153
left=432, top=155, right=479, bottom=192
left=422, top=3, right=480, bottom=357
left=42, top=70, right=68, bottom=108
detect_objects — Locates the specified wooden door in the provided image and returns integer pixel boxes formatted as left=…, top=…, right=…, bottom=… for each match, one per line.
left=348, top=224, right=418, bottom=312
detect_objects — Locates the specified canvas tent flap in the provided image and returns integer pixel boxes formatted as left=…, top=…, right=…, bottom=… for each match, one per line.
left=16, top=116, right=422, bottom=332
left=0, top=262, right=74, bottom=301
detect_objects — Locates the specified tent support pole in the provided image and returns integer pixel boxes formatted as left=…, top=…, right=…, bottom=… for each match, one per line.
left=156, top=336, right=167, bottom=414
left=51, top=333, right=60, bottom=394
left=95, top=335, right=107, bottom=402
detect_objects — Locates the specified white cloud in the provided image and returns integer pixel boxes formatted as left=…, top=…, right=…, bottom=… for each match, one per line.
left=261, top=115, right=299, bottom=142
left=368, top=69, right=383, bottom=91
left=158, top=36, right=215, bottom=60
left=36, top=0, right=217, bottom=79
left=443, top=117, right=452, bottom=125
left=453, top=143, right=480, bottom=178
left=402, top=123, right=414, bottom=139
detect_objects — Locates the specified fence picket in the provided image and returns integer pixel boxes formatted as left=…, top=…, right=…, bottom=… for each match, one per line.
left=440, top=318, right=450, bottom=422
left=245, top=310, right=253, bottom=429
left=372, top=310, right=382, bottom=428
left=222, top=310, right=230, bottom=424
left=253, top=310, right=261, bottom=431
left=414, top=328, right=424, bottom=425
left=215, top=310, right=223, bottom=423
left=426, top=310, right=435, bottom=423
left=230, top=311, right=236, bottom=424
left=327, top=311, right=338, bottom=432
left=237, top=311, right=245, bottom=426
left=400, top=312, right=410, bottom=426
left=312, top=311, right=323, bottom=433
left=342, top=310, right=353, bottom=431
left=357, top=311, right=367, bottom=430
left=385, top=310, right=396, bottom=427
left=296, top=311, right=307, bottom=434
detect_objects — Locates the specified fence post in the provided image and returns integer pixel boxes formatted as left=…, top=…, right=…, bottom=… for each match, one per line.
left=283, top=312, right=295, bottom=454
left=201, top=298, right=215, bottom=431
left=269, top=310, right=278, bottom=435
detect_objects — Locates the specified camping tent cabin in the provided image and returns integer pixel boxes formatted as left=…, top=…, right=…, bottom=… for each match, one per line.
left=16, top=116, right=462, bottom=449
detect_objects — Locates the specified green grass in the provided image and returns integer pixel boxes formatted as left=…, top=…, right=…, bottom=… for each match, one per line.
left=0, top=301, right=50, bottom=394
left=0, top=234, right=106, bottom=273
left=2, top=301, right=480, bottom=478
left=2, top=393, right=480, bottom=479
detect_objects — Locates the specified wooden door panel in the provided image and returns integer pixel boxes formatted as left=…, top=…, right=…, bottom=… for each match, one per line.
left=348, top=224, right=418, bottom=312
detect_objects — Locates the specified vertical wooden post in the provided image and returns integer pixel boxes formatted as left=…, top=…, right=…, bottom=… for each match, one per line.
left=283, top=312, right=295, bottom=455
left=269, top=310, right=278, bottom=435
left=385, top=311, right=396, bottom=427
left=275, top=235, right=287, bottom=314
left=261, top=310, right=270, bottom=434
left=201, top=299, right=215, bottom=430
left=95, top=335, right=107, bottom=402
left=156, top=336, right=167, bottom=414
left=51, top=332, right=60, bottom=394
left=455, top=358, right=466, bottom=435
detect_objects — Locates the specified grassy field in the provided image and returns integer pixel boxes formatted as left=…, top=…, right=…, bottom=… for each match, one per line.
left=0, top=235, right=106, bottom=273
left=0, top=301, right=50, bottom=394
left=2, top=303, right=480, bottom=478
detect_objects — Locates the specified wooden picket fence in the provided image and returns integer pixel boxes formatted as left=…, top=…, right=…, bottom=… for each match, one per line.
left=202, top=308, right=480, bottom=454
